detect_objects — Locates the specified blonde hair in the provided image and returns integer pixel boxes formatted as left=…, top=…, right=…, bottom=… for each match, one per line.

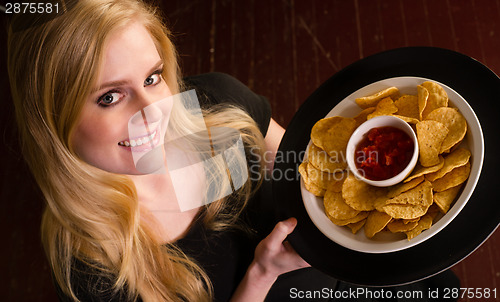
left=7, top=0, right=265, bottom=301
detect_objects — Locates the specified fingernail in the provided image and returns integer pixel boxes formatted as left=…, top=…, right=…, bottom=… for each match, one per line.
left=285, top=217, right=297, bottom=228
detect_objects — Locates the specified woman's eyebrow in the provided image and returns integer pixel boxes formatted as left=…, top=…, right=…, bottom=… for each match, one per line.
left=91, top=60, right=164, bottom=94
left=92, top=79, right=130, bottom=94
left=147, top=60, right=164, bottom=75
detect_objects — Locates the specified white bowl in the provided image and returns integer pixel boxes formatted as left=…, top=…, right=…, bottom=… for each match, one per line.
left=346, top=115, right=419, bottom=187
left=300, top=76, right=484, bottom=253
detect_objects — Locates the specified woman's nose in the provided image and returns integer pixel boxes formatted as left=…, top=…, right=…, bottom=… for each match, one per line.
left=130, top=92, right=164, bottom=126
left=129, top=104, right=163, bottom=127
left=130, top=104, right=163, bottom=132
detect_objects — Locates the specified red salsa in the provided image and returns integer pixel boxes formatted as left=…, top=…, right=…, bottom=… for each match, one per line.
left=355, top=126, right=414, bottom=181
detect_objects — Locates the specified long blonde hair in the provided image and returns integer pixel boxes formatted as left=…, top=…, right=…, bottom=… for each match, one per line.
left=7, top=0, right=265, bottom=301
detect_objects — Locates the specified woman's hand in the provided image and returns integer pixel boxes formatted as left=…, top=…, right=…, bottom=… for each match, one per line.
left=230, top=217, right=310, bottom=302
left=253, top=217, right=310, bottom=282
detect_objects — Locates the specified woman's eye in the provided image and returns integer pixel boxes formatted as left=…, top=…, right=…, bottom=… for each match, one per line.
left=97, top=91, right=123, bottom=107
left=144, top=72, right=162, bottom=86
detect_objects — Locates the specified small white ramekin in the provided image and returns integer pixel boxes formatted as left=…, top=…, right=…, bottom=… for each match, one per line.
left=346, top=115, right=419, bottom=187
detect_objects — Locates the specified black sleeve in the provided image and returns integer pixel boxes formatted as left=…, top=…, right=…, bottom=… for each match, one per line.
left=183, top=72, right=272, bottom=137
left=183, top=73, right=278, bottom=234
left=55, top=258, right=138, bottom=302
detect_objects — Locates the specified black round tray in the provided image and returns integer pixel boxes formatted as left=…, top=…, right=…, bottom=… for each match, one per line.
left=272, top=47, right=500, bottom=286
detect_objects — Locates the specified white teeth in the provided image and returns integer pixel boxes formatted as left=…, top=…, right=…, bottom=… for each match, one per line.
left=119, top=130, right=157, bottom=147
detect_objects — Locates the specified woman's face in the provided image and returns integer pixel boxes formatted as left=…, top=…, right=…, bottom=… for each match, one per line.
left=72, top=21, right=172, bottom=174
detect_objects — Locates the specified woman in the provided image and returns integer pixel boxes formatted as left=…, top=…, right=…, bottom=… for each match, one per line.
left=7, top=0, right=318, bottom=301
left=9, top=1, right=463, bottom=301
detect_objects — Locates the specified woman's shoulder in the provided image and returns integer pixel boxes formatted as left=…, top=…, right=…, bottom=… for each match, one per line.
left=183, top=72, right=272, bottom=136
left=183, top=72, right=251, bottom=93
left=183, top=72, right=269, bottom=107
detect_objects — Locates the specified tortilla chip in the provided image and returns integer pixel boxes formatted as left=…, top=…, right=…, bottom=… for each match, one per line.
left=395, top=94, right=420, bottom=120
left=347, top=219, right=366, bottom=234
left=416, top=120, right=449, bottom=167
left=382, top=204, right=430, bottom=221
left=325, top=171, right=347, bottom=193
left=387, top=219, right=419, bottom=233
left=426, top=148, right=471, bottom=182
left=327, top=211, right=370, bottom=226
left=307, top=143, right=346, bottom=172
left=367, top=97, right=398, bottom=119
left=342, top=173, right=388, bottom=211
left=354, top=107, right=376, bottom=127
left=405, top=212, right=434, bottom=240
left=384, top=180, right=433, bottom=207
left=432, top=162, right=471, bottom=192
left=404, top=156, right=444, bottom=182
left=299, top=161, right=326, bottom=197
left=298, top=161, right=308, bottom=181
left=355, top=86, right=400, bottom=109
left=392, top=115, right=420, bottom=124
left=425, top=107, right=468, bottom=153
left=379, top=181, right=433, bottom=219
left=421, top=81, right=449, bottom=119
left=306, top=160, right=336, bottom=190
left=404, top=218, right=420, bottom=224
left=388, top=176, right=425, bottom=198
left=323, top=190, right=360, bottom=220
left=417, top=85, right=430, bottom=120
left=364, top=211, right=392, bottom=238
left=433, top=185, right=462, bottom=214
left=310, top=116, right=357, bottom=160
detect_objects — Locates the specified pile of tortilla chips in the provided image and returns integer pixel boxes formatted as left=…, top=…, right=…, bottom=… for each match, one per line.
left=299, top=81, right=471, bottom=240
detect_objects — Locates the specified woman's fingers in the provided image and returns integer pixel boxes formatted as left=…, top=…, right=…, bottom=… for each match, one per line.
left=265, top=217, right=297, bottom=251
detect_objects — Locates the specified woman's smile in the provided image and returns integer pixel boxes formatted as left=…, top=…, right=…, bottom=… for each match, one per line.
left=118, top=128, right=160, bottom=152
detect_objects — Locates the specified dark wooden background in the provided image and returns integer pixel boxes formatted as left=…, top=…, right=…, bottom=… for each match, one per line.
left=1, top=1, right=499, bottom=301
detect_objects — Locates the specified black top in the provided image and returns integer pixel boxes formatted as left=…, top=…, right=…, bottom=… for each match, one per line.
left=57, top=73, right=337, bottom=302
